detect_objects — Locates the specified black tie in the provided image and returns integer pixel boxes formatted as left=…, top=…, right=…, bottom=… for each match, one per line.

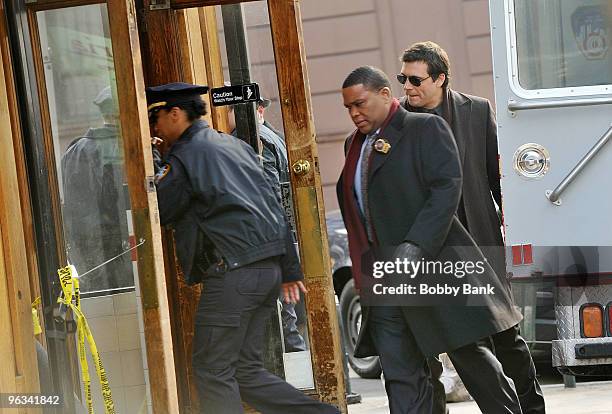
left=360, top=133, right=377, bottom=241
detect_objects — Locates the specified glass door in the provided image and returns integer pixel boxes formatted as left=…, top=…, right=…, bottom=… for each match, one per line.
left=36, top=4, right=151, bottom=413
left=35, top=5, right=152, bottom=412
left=10, top=0, right=179, bottom=411
left=7, top=0, right=342, bottom=410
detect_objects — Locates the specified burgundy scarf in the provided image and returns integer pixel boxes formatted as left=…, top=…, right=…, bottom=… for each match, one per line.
left=341, top=99, right=400, bottom=289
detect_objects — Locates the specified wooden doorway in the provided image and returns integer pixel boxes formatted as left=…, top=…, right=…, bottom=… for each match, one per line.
left=137, top=0, right=346, bottom=411
left=5, top=0, right=179, bottom=411
left=3, top=0, right=345, bottom=411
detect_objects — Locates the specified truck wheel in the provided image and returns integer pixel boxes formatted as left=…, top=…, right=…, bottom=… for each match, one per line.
left=339, top=278, right=382, bottom=379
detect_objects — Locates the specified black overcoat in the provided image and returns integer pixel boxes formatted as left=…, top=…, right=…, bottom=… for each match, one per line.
left=337, top=106, right=522, bottom=358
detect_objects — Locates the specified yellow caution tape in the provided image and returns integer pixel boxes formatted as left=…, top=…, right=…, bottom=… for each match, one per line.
left=32, top=297, right=42, bottom=335
left=57, top=265, right=115, bottom=414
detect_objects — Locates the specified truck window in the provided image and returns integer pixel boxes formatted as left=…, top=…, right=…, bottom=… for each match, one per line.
left=514, top=0, right=611, bottom=90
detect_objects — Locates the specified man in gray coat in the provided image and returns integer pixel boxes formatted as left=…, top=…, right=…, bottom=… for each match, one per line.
left=337, top=66, right=523, bottom=413
left=256, top=97, right=307, bottom=353
left=398, top=41, right=545, bottom=414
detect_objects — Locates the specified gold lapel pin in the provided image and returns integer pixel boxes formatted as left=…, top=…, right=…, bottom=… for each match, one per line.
left=374, top=138, right=391, bottom=154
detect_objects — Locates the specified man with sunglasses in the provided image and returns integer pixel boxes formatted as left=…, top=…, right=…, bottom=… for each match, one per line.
left=397, top=41, right=545, bottom=414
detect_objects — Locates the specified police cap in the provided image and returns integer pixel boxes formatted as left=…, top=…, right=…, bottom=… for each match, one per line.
left=146, top=82, right=209, bottom=121
left=93, top=86, right=116, bottom=115
left=257, top=96, right=271, bottom=108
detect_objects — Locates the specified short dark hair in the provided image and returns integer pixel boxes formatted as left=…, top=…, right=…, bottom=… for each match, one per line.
left=177, top=100, right=208, bottom=121
left=401, top=41, right=450, bottom=88
left=342, top=66, right=391, bottom=91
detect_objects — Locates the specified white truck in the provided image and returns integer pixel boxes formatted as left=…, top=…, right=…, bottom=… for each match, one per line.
left=490, top=0, right=612, bottom=376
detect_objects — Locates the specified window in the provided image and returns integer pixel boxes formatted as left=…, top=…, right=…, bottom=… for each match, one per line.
left=38, top=4, right=135, bottom=295
left=514, top=0, right=611, bottom=91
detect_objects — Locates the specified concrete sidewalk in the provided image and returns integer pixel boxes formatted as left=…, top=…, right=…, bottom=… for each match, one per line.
left=348, top=381, right=612, bottom=413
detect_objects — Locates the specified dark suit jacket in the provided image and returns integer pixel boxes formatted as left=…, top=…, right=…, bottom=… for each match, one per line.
left=337, top=105, right=522, bottom=357
left=402, top=90, right=505, bottom=279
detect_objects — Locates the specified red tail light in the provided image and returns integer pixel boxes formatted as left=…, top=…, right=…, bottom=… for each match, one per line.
left=608, top=303, right=612, bottom=336
left=512, top=245, right=522, bottom=266
left=522, top=244, right=533, bottom=264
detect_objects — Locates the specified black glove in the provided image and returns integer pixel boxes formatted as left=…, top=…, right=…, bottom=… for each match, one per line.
left=393, top=242, right=423, bottom=262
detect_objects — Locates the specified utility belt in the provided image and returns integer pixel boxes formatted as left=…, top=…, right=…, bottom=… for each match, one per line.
left=197, top=247, right=227, bottom=276
left=198, top=249, right=283, bottom=278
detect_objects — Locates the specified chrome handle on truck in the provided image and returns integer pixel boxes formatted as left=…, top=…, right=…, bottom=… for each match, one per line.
left=546, top=124, right=612, bottom=206
left=508, top=97, right=612, bottom=111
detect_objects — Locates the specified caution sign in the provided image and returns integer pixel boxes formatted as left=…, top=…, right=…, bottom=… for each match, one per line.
left=210, top=83, right=260, bottom=106
left=57, top=265, right=115, bottom=414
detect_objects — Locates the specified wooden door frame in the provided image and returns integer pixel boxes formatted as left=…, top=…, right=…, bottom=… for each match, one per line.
left=0, top=5, right=40, bottom=405
left=7, top=0, right=345, bottom=410
left=141, top=0, right=346, bottom=412
left=107, top=0, right=180, bottom=412
left=267, top=1, right=346, bottom=406
left=5, top=0, right=180, bottom=411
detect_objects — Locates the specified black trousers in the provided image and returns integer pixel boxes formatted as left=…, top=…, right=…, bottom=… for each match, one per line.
left=430, top=325, right=545, bottom=414
left=368, top=306, right=433, bottom=414
left=427, top=356, right=447, bottom=414
left=369, top=306, right=522, bottom=414
left=192, top=258, right=338, bottom=414
left=281, top=301, right=307, bottom=352
left=491, top=325, right=545, bottom=413
left=446, top=340, right=521, bottom=414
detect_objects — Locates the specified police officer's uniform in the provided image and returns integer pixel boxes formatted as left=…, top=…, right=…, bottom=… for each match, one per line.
left=231, top=95, right=306, bottom=353
left=62, top=86, right=132, bottom=293
left=147, top=83, right=338, bottom=414
left=259, top=120, right=307, bottom=353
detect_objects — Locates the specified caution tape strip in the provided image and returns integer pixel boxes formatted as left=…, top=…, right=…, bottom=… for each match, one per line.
left=31, top=296, right=42, bottom=335
left=57, top=265, right=115, bottom=414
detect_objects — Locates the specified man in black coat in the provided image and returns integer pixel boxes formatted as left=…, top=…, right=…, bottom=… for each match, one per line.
left=398, top=41, right=545, bottom=414
left=337, top=66, right=523, bottom=413
left=148, top=82, right=338, bottom=414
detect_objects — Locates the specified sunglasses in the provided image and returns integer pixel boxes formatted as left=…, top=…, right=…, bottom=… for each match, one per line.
left=396, top=73, right=431, bottom=87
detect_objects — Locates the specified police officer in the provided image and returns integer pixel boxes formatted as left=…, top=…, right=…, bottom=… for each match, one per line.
left=228, top=95, right=307, bottom=352
left=147, top=82, right=338, bottom=414
left=256, top=97, right=308, bottom=353
left=61, top=86, right=132, bottom=293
